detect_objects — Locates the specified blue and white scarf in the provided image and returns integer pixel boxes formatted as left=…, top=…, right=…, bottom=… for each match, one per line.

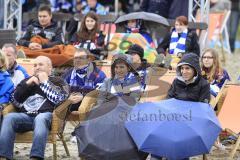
left=110, top=73, right=141, bottom=96
left=169, top=29, right=188, bottom=55
left=69, top=63, right=104, bottom=94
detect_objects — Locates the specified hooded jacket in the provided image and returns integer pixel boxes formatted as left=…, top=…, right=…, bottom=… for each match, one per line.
left=18, top=20, right=63, bottom=49
left=97, top=54, right=142, bottom=105
left=167, top=53, right=210, bottom=103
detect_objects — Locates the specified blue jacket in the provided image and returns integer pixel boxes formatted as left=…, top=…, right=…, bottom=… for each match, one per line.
left=0, top=71, right=14, bottom=104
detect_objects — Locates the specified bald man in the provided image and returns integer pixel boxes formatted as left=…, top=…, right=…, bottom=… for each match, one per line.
left=0, top=56, right=69, bottom=160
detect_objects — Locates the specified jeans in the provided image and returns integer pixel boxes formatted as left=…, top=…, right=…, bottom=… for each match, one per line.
left=0, top=112, right=52, bottom=159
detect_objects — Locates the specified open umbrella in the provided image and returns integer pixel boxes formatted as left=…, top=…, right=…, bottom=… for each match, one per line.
left=74, top=96, right=147, bottom=160
left=115, top=11, right=170, bottom=27
left=125, top=98, right=222, bottom=159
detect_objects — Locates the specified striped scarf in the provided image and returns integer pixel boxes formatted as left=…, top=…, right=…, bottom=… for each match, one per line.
left=69, top=63, right=102, bottom=94
left=169, top=29, right=188, bottom=55
left=110, top=73, right=141, bottom=96
left=74, top=40, right=97, bottom=51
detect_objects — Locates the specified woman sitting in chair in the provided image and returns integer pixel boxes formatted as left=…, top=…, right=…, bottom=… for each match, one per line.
left=97, top=54, right=142, bottom=105
left=70, top=11, right=105, bottom=59
left=201, top=48, right=230, bottom=97
left=151, top=53, right=210, bottom=160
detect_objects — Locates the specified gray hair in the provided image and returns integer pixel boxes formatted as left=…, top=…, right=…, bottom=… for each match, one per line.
left=2, top=43, right=17, bottom=55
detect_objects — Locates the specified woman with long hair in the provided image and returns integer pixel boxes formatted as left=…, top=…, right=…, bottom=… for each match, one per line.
left=70, top=11, right=105, bottom=58
left=201, top=48, right=230, bottom=96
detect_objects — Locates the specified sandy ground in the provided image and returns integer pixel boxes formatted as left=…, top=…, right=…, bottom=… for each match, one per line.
left=10, top=51, right=240, bottom=160
left=12, top=122, right=240, bottom=160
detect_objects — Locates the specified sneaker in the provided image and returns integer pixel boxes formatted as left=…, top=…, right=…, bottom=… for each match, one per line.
left=17, top=49, right=26, bottom=58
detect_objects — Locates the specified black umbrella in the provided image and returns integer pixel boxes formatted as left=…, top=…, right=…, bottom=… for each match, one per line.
left=74, top=96, right=147, bottom=160
left=115, top=11, right=170, bottom=27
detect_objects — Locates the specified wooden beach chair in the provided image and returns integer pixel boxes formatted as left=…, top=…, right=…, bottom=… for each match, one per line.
left=217, top=84, right=240, bottom=158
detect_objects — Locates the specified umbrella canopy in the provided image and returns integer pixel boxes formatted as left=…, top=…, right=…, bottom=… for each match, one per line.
left=75, top=96, right=147, bottom=160
left=125, top=98, right=222, bottom=160
left=115, top=11, right=170, bottom=27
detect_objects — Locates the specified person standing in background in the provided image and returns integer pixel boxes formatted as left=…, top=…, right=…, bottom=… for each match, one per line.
left=228, top=0, right=240, bottom=53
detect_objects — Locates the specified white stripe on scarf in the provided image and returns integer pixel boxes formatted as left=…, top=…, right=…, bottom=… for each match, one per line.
left=169, top=29, right=188, bottom=55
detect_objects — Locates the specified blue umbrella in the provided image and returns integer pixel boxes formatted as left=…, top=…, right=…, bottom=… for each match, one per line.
left=125, top=98, right=222, bottom=160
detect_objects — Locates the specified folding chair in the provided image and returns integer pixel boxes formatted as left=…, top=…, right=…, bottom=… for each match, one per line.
left=216, top=84, right=240, bottom=159
left=2, top=101, right=71, bottom=160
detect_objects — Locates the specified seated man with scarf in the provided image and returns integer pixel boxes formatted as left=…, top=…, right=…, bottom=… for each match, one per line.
left=63, top=48, right=106, bottom=112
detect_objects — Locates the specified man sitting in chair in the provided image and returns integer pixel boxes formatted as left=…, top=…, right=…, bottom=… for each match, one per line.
left=63, top=48, right=106, bottom=112
left=0, top=56, right=69, bottom=160
left=2, top=43, right=29, bottom=88
left=17, top=5, right=72, bottom=66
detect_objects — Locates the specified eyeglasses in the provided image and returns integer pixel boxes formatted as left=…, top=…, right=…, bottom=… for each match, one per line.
left=202, top=56, right=213, bottom=59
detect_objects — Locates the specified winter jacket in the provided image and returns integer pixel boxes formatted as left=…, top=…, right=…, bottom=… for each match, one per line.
left=168, top=0, right=189, bottom=19
left=167, top=53, right=210, bottom=103
left=12, top=76, right=69, bottom=115
left=97, top=73, right=142, bottom=105
left=157, top=29, right=200, bottom=56
left=70, top=31, right=105, bottom=53
left=63, top=63, right=106, bottom=96
left=140, top=0, right=171, bottom=18
left=0, top=71, right=14, bottom=104
left=18, top=21, right=63, bottom=49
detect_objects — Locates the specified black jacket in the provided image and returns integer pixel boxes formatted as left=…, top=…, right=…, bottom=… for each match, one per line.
left=18, top=21, right=63, bottom=49
left=140, top=0, right=171, bottom=18
left=167, top=53, right=210, bottom=103
left=12, top=76, right=69, bottom=115
left=157, top=29, right=200, bottom=56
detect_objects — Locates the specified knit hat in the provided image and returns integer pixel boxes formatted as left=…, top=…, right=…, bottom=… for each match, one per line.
left=126, top=44, right=144, bottom=60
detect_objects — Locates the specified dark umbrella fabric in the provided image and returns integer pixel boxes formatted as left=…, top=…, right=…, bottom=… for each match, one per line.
left=75, top=96, right=147, bottom=160
left=125, top=98, right=222, bottom=160
left=115, top=11, right=170, bottom=27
